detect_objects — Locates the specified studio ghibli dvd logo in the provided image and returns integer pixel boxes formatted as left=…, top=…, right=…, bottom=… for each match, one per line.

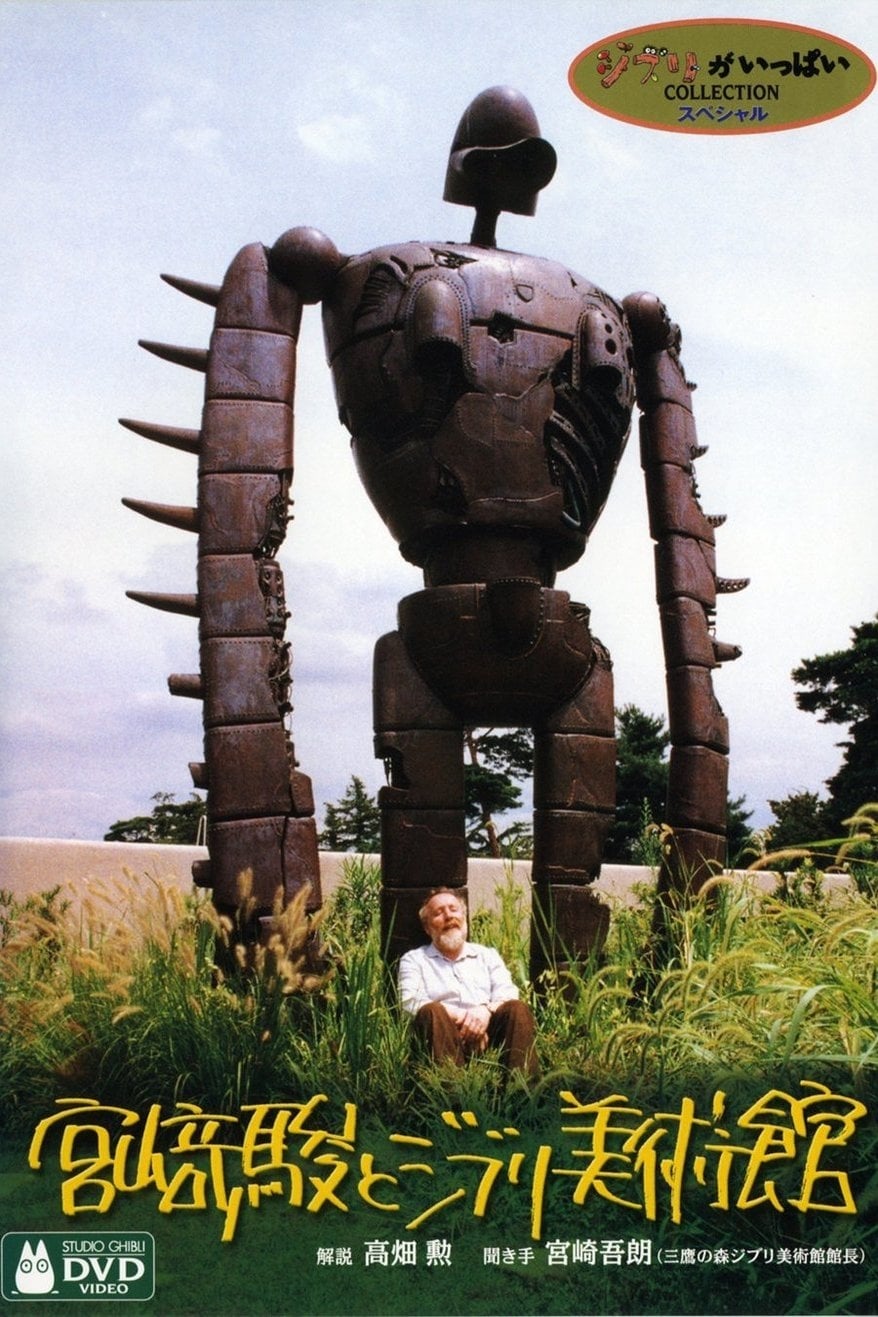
left=569, top=18, right=875, bottom=133
left=1, top=1233, right=155, bottom=1303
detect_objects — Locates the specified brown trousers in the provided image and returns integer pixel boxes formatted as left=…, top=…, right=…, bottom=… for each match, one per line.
left=413, top=999, right=540, bottom=1077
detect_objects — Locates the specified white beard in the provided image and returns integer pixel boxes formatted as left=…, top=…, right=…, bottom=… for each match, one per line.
left=436, top=925, right=466, bottom=956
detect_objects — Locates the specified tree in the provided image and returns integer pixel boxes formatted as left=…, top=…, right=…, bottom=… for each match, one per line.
left=319, top=776, right=381, bottom=853
left=603, top=705, right=751, bottom=865
left=464, top=728, right=533, bottom=857
left=792, top=615, right=878, bottom=828
left=765, top=790, right=833, bottom=853
left=726, top=793, right=754, bottom=867
left=605, top=705, right=670, bottom=861
left=104, top=791, right=205, bottom=844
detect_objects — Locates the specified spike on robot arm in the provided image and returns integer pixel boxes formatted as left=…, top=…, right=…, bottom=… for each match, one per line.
left=122, top=229, right=343, bottom=941
left=623, top=292, right=748, bottom=907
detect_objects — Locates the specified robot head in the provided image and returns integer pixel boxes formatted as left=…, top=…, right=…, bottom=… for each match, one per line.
left=443, top=86, right=556, bottom=219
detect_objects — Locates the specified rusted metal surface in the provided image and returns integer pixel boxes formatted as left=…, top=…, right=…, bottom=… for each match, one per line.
left=125, top=243, right=325, bottom=930
left=625, top=290, right=747, bottom=916
left=123, top=87, right=744, bottom=974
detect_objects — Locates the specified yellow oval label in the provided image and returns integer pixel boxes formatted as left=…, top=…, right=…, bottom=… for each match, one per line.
left=569, top=19, right=875, bottom=133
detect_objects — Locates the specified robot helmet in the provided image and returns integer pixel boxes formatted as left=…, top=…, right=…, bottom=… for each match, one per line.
left=443, top=86, right=557, bottom=217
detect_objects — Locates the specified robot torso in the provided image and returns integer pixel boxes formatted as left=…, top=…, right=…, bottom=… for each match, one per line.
left=322, top=241, right=635, bottom=576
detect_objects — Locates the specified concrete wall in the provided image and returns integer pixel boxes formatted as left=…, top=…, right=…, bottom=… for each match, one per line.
left=0, top=836, right=655, bottom=919
left=3, top=836, right=840, bottom=926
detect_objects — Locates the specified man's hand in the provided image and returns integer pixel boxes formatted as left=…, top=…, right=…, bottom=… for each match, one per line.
left=449, top=1003, right=491, bottom=1045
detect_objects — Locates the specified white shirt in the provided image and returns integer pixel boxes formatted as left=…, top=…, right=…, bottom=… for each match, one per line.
left=397, top=941, right=520, bottom=1015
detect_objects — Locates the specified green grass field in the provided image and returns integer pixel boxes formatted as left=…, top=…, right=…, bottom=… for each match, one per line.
left=1, top=837, right=876, bottom=1316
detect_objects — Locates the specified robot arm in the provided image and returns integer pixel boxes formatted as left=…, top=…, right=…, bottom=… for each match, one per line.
left=123, top=229, right=342, bottom=935
left=624, top=292, right=748, bottom=904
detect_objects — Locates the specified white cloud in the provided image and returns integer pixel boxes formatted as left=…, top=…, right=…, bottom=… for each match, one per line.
left=341, top=70, right=406, bottom=119
left=170, top=125, right=223, bottom=160
left=136, top=96, right=175, bottom=130
left=297, top=113, right=375, bottom=163
left=131, top=72, right=225, bottom=169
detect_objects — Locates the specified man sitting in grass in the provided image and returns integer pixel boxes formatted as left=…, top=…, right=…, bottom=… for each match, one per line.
left=397, top=888, right=539, bottom=1078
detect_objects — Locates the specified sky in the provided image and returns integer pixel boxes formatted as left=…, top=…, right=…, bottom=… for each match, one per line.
left=1, top=0, right=875, bottom=843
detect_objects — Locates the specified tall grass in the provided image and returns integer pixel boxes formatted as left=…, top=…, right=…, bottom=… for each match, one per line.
left=747, top=802, right=878, bottom=904
left=2, top=849, right=876, bottom=1134
left=3, top=851, right=877, bottom=1315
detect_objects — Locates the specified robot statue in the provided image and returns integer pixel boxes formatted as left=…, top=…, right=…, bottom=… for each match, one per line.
left=123, top=87, right=746, bottom=976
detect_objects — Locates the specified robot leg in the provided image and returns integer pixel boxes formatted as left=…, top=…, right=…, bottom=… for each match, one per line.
left=530, top=641, right=615, bottom=979
left=373, top=631, right=466, bottom=961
